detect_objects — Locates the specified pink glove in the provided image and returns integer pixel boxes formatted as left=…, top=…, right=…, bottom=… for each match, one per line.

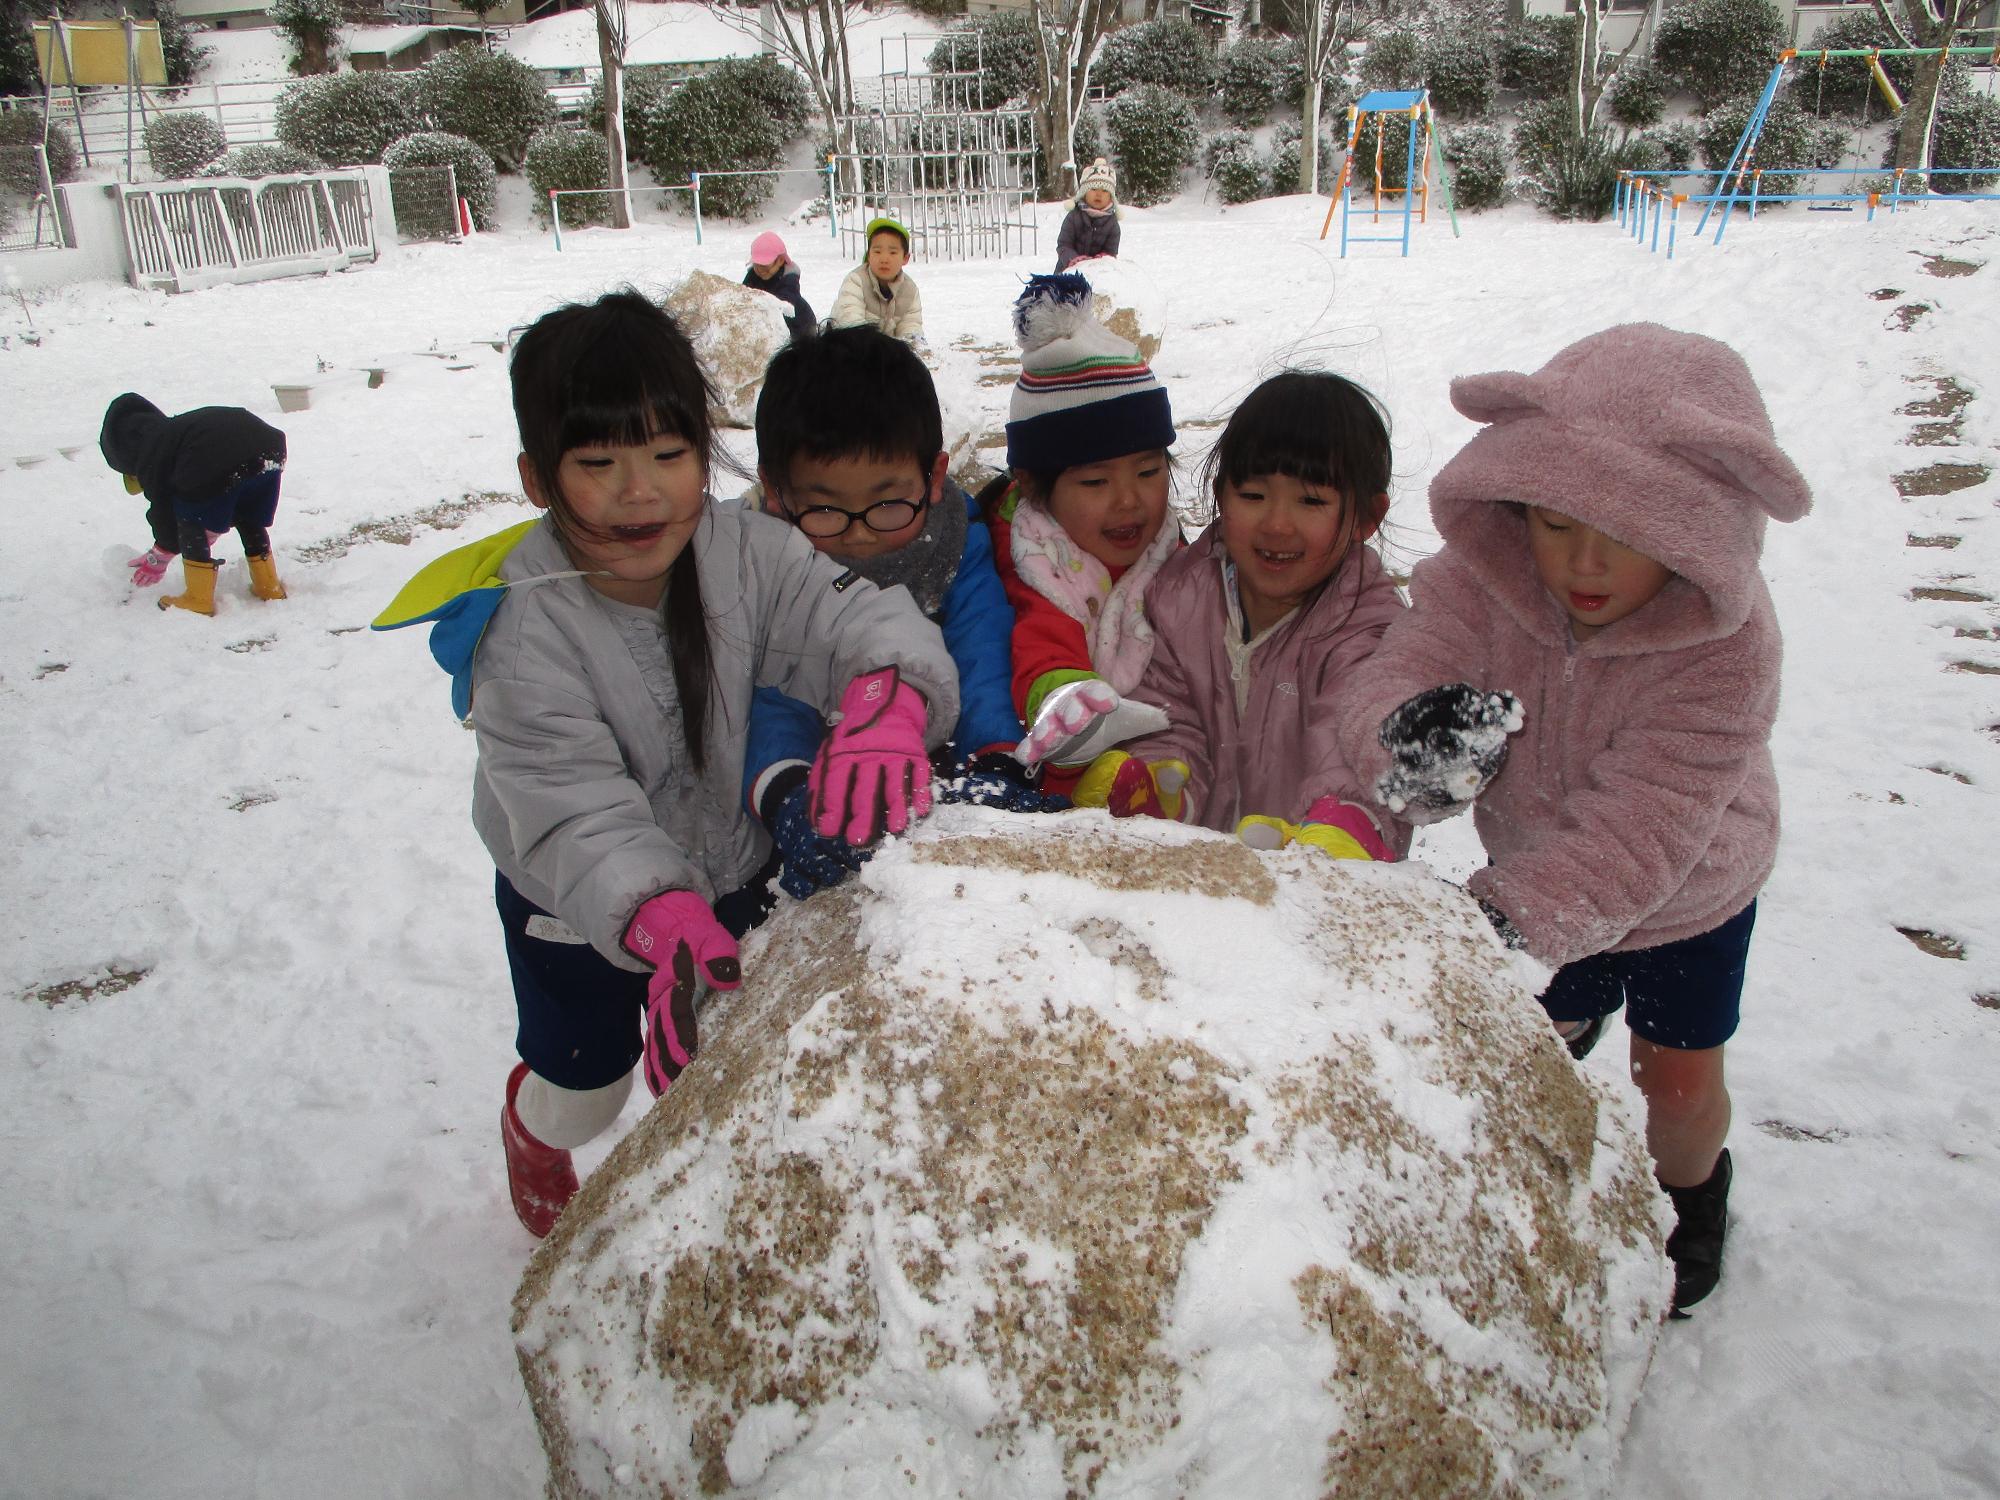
left=623, top=891, right=741, bottom=1098
left=128, top=546, right=172, bottom=587
left=808, top=666, right=931, bottom=844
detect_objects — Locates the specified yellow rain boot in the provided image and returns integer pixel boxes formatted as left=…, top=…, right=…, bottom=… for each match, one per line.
left=246, top=553, right=288, bottom=601
left=159, top=559, right=220, bottom=616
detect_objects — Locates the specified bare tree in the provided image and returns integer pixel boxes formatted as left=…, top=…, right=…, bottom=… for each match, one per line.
left=710, top=0, right=862, bottom=193
left=1570, top=0, right=1661, bottom=134
left=1028, top=0, right=1121, bottom=201
left=1869, top=0, right=1975, bottom=173
left=595, top=0, right=632, bottom=229
left=1296, top=0, right=1355, bottom=194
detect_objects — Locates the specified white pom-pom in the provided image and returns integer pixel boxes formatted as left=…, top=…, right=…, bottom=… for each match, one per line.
left=1012, top=273, right=1096, bottom=353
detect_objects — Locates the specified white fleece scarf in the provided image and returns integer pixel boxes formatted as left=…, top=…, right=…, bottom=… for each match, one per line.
left=1008, top=491, right=1178, bottom=694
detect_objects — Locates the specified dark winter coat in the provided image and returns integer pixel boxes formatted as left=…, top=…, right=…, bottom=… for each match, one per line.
left=1055, top=204, right=1120, bottom=272
left=742, top=264, right=815, bottom=334
left=99, top=394, right=286, bottom=553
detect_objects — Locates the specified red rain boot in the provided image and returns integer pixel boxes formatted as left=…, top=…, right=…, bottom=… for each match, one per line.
left=501, top=1063, right=579, bottom=1238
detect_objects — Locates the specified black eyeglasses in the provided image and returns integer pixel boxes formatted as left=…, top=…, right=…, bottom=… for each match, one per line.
left=786, top=497, right=928, bottom=540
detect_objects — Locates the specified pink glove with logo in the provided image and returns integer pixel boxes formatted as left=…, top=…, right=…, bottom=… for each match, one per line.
left=808, top=666, right=932, bottom=845
left=623, top=891, right=741, bottom=1098
left=128, top=546, right=173, bottom=587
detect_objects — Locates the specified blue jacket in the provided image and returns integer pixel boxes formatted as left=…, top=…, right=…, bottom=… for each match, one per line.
left=744, top=486, right=1020, bottom=815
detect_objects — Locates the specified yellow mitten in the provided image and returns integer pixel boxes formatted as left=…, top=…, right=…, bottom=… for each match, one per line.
left=1075, top=752, right=1190, bottom=820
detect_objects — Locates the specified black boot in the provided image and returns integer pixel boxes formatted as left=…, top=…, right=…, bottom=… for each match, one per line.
left=1663, top=1149, right=1731, bottom=1318
left=1562, top=1013, right=1608, bottom=1061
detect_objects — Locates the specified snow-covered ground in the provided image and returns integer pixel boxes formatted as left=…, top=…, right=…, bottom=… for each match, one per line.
left=3, top=187, right=1998, bottom=1498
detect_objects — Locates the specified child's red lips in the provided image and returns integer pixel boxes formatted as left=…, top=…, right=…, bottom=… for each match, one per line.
left=1570, top=592, right=1610, bottom=611
left=611, top=522, right=668, bottom=541
left=1103, top=524, right=1143, bottom=546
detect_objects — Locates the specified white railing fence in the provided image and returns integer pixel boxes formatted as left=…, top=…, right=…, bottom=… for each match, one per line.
left=116, top=171, right=378, bottom=292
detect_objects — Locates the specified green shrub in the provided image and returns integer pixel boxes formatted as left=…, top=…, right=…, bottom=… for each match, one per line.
left=638, top=70, right=786, bottom=217
left=582, top=68, right=676, bottom=139
left=1799, top=10, right=1973, bottom=121
left=269, top=0, right=344, bottom=75
left=1359, top=29, right=1423, bottom=95
left=1442, top=122, right=1507, bottom=209
left=1423, top=19, right=1494, bottom=120
left=383, top=129, right=497, bottom=228
left=1653, top=0, right=1787, bottom=112
left=1212, top=142, right=1266, bottom=204
left=709, top=55, right=812, bottom=141
left=1891, top=89, right=2000, bottom=193
left=927, top=12, right=1038, bottom=111
left=0, top=110, right=81, bottom=191
left=275, top=70, right=419, bottom=165
left=1695, top=95, right=1841, bottom=197
left=1104, top=83, right=1199, bottom=206
left=1497, top=14, right=1577, bottom=96
left=1269, top=118, right=1342, bottom=195
left=1219, top=36, right=1280, bottom=127
left=525, top=123, right=610, bottom=223
left=415, top=44, right=553, bottom=172
left=1, top=1, right=39, bottom=97
left=1606, top=59, right=1666, bottom=129
left=202, top=142, right=324, bottom=177
left=1645, top=120, right=1700, bottom=173
left=1095, top=19, right=1216, bottom=104
left=1513, top=100, right=1645, bottom=219
left=143, top=111, right=228, bottom=178
left=153, top=0, right=212, bottom=87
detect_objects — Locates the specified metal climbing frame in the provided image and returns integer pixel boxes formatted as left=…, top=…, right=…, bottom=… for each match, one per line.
left=1316, top=89, right=1459, bottom=258
left=828, top=32, right=1038, bottom=263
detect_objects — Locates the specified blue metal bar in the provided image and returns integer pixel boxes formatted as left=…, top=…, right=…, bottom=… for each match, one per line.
left=1700, top=59, right=1789, bottom=240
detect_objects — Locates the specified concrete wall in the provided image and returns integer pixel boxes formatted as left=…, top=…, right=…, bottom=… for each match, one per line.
left=7, top=182, right=130, bottom=293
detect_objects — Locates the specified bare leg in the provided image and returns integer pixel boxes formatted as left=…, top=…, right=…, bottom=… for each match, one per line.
left=1630, top=1038, right=1729, bottom=1188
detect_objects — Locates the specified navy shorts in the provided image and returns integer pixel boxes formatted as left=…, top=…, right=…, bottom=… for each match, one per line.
left=496, top=860, right=779, bottom=1091
left=177, top=467, right=282, bottom=535
left=1537, top=901, right=1757, bottom=1052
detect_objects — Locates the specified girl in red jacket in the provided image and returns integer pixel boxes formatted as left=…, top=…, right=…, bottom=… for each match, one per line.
left=981, top=273, right=1181, bottom=796
left=1086, top=370, right=1409, bottom=865
left=1336, top=324, right=1813, bottom=1317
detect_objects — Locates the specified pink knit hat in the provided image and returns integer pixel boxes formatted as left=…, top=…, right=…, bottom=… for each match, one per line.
left=1430, top=323, right=1811, bottom=640
left=749, top=231, right=787, bottom=265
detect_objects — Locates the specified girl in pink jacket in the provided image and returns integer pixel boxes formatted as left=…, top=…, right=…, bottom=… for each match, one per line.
left=1082, top=370, right=1409, bottom=862
left=1336, top=323, right=1812, bottom=1318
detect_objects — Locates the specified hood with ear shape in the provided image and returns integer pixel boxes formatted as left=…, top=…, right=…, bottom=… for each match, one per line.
left=1429, top=323, right=1811, bottom=650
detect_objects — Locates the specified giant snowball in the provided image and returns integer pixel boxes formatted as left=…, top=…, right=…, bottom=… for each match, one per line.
left=513, top=810, right=1670, bottom=1498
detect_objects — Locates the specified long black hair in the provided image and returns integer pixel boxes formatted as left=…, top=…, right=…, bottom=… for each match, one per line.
left=1202, top=370, right=1393, bottom=627
left=510, top=289, right=719, bottom=771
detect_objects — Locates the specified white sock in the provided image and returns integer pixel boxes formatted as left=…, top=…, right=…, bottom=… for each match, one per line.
left=516, top=1070, right=632, bottom=1150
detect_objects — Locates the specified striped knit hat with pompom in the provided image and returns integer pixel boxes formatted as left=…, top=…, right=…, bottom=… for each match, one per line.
left=1004, top=273, right=1174, bottom=473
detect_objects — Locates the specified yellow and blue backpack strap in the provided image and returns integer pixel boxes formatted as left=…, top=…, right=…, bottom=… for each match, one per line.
left=371, top=518, right=539, bottom=720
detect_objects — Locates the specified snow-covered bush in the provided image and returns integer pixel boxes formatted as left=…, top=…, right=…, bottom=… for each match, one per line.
left=1442, top=122, right=1507, bottom=209
left=1653, top=0, right=1787, bottom=112
left=1513, top=102, right=1639, bottom=220
left=707, top=55, right=811, bottom=142
left=1497, top=14, right=1576, bottom=96
left=525, top=124, right=610, bottom=224
left=582, top=67, right=676, bottom=139
left=1359, top=28, right=1423, bottom=95
left=383, top=129, right=497, bottom=228
left=143, top=111, right=227, bottom=179
left=1423, top=19, right=1495, bottom=120
left=1105, top=83, right=1199, bottom=206
left=275, top=70, right=419, bottom=166
left=415, top=44, right=553, bottom=172
left=1606, top=59, right=1667, bottom=130
left=1271, top=35, right=1308, bottom=112
left=1206, top=129, right=1265, bottom=203
left=1269, top=119, right=1341, bottom=196
left=202, top=142, right=324, bottom=178
left=1645, top=120, right=1699, bottom=173
left=1696, top=95, right=1840, bottom=197
left=1891, top=90, right=2000, bottom=193
left=155, top=0, right=212, bottom=87
left=269, top=0, right=344, bottom=75
left=1803, top=10, right=1973, bottom=121
left=638, top=71, right=785, bottom=217
left=927, top=12, right=1037, bottom=111
left=1095, top=19, right=1216, bottom=105
left=0, top=109, right=80, bottom=191
left=1218, top=36, right=1280, bottom=127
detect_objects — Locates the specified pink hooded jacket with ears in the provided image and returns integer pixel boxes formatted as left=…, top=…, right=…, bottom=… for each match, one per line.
left=1337, top=323, right=1812, bottom=970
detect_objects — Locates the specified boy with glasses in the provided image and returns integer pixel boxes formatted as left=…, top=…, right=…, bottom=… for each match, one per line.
left=745, top=327, right=1061, bottom=899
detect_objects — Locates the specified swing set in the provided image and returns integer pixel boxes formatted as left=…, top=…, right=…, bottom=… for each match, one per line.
left=1315, top=89, right=1460, bottom=257
left=1616, top=41, right=2000, bottom=256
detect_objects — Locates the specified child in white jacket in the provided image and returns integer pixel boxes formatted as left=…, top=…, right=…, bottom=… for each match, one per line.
left=829, top=215, right=924, bottom=343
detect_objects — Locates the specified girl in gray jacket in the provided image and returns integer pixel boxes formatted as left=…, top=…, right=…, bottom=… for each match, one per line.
left=375, top=291, right=958, bottom=1238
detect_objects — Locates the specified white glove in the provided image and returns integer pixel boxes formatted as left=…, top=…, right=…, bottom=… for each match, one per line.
left=1012, top=680, right=1169, bottom=770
